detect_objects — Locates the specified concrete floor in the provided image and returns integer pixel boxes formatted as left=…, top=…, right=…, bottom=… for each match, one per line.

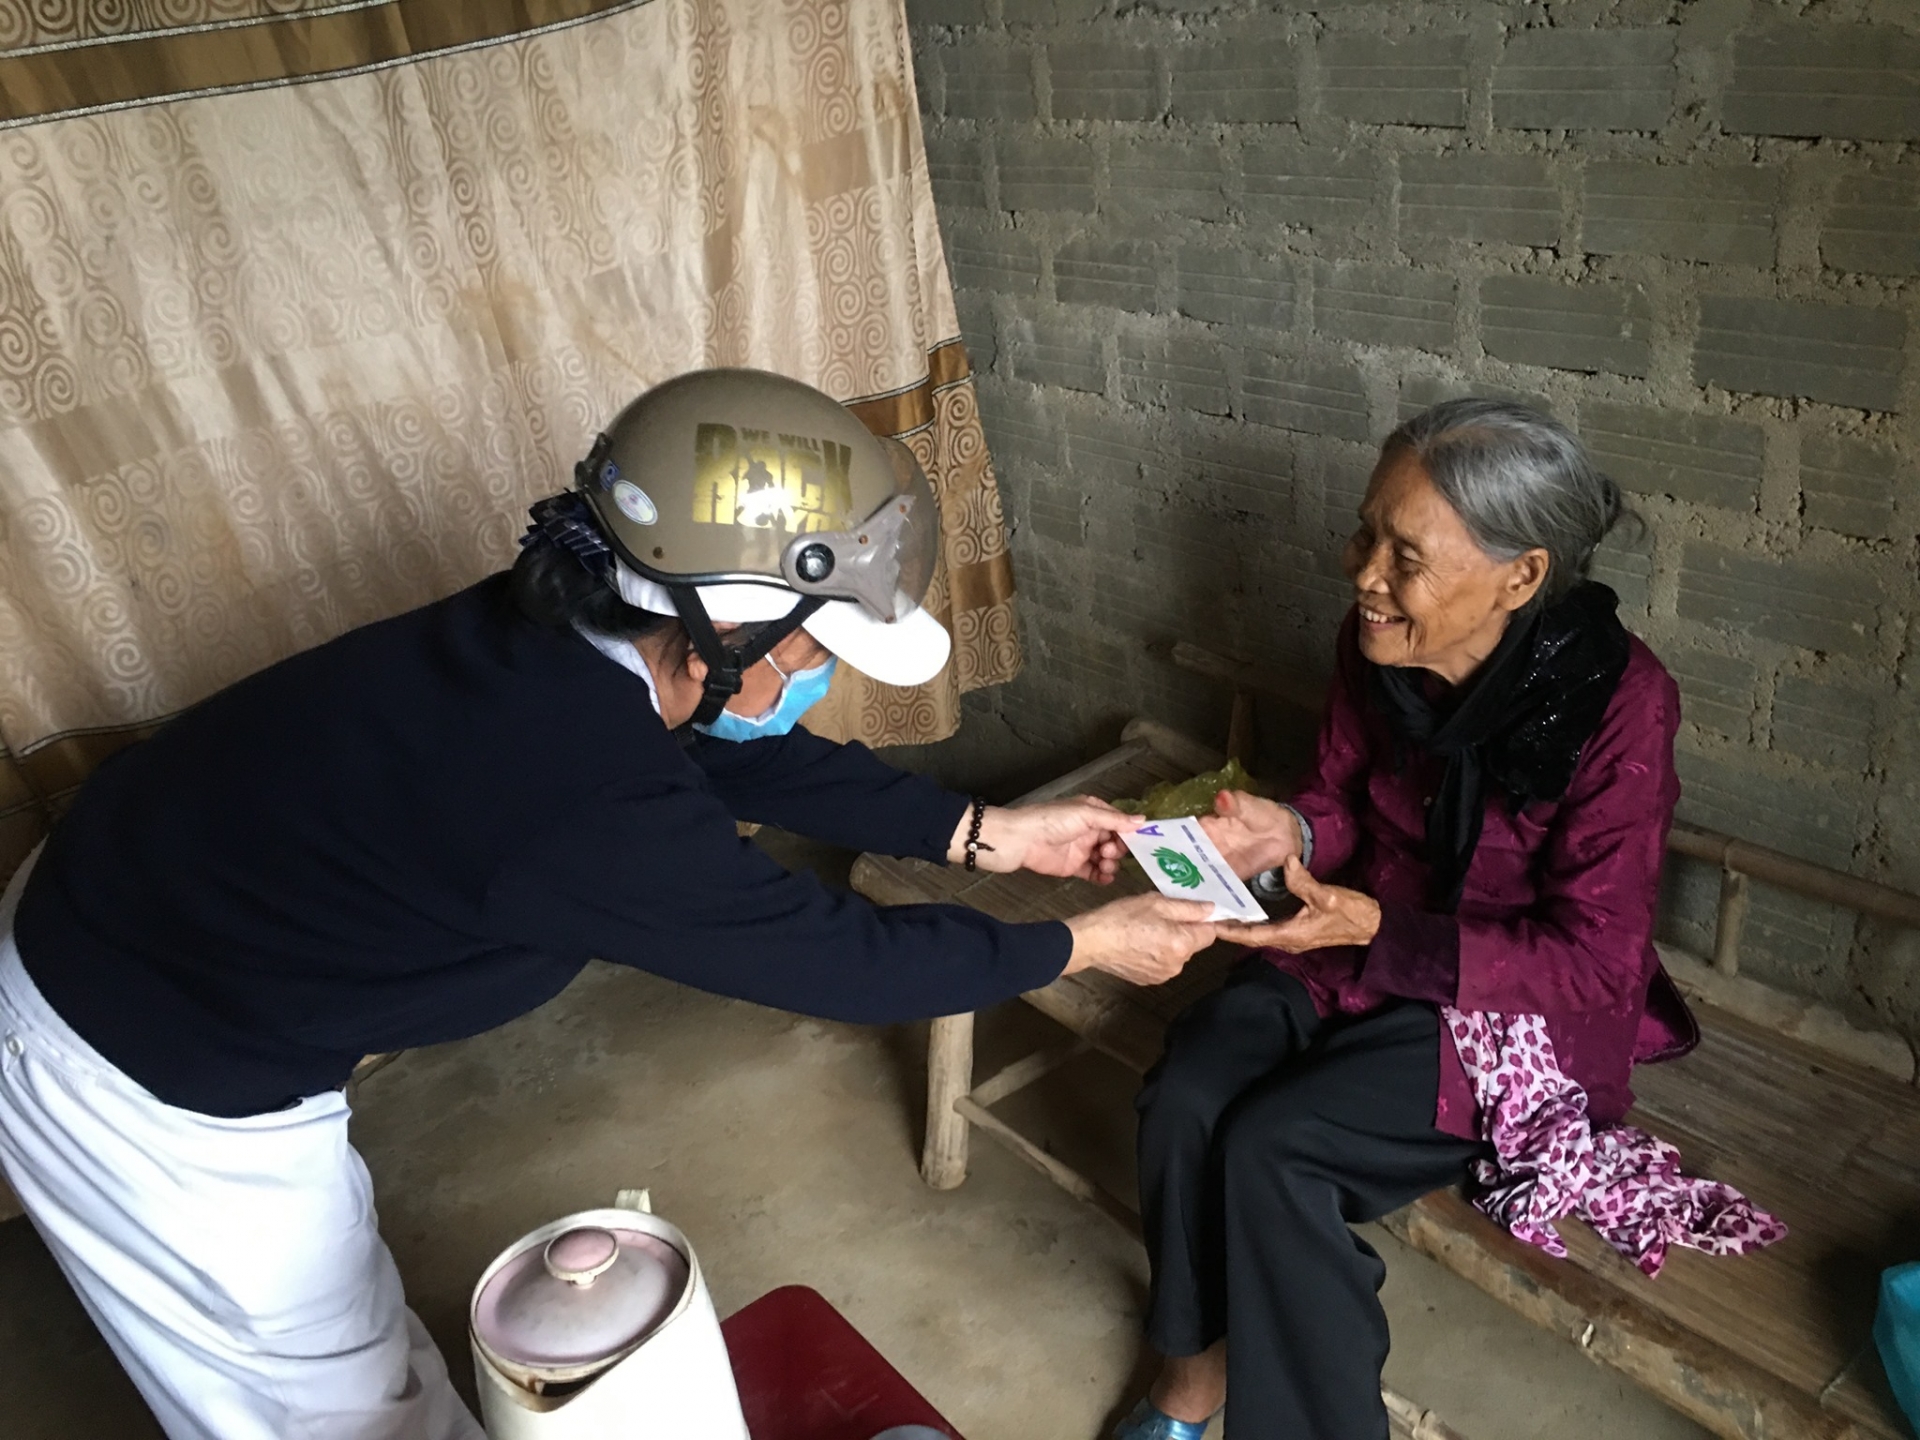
left=1, top=830, right=1709, bottom=1440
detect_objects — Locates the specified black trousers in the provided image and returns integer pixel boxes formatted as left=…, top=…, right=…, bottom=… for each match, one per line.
left=1136, top=961, right=1485, bottom=1439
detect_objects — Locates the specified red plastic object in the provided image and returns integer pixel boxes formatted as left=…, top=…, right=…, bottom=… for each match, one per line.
left=721, top=1285, right=965, bottom=1440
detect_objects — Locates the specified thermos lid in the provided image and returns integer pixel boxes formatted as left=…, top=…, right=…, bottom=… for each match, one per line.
left=472, top=1224, right=691, bottom=1373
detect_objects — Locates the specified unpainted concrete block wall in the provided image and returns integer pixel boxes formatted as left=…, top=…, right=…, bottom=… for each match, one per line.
left=910, top=0, right=1920, bottom=1036
left=908, top=0, right=1920, bottom=1040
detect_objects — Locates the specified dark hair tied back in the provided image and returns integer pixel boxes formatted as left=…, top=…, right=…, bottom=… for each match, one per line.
left=510, top=492, right=665, bottom=640
left=522, top=493, right=614, bottom=580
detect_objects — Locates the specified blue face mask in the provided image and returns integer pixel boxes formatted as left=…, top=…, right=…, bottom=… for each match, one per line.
left=694, top=656, right=837, bottom=742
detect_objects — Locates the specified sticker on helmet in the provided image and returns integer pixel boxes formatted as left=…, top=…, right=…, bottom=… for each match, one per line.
left=611, top=480, right=658, bottom=525
left=690, top=423, right=853, bottom=534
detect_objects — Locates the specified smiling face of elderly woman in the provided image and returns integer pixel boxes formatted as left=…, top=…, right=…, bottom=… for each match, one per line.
left=1340, top=398, right=1632, bottom=687
left=1340, top=450, right=1549, bottom=688
left=1340, top=400, right=1625, bottom=686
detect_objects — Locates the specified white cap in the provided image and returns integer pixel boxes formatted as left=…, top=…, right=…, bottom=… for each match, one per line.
left=614, top=565, right=952, bottom=689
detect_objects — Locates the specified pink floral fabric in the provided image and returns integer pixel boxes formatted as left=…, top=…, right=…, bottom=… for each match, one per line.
left=1443, top=1007, right=1787, bottom=1278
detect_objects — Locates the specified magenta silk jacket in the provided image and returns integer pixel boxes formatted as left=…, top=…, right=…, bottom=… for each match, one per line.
left=1271, top=612, right=1697, bottom=1139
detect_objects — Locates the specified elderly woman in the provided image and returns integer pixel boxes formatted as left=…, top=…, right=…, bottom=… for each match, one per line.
left=1116, top=400, right=1697, bottom=1440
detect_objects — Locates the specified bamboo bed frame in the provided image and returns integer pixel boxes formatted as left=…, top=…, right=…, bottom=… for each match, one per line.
left=851, top=651, right=1920, bottom=1440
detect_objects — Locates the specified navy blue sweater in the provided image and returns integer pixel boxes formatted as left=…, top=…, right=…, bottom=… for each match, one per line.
left=15, top=576, right=1070, bottom=1116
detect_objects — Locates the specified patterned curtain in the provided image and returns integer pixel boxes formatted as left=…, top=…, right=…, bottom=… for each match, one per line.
left=0, top=0, right=1021, bottom=881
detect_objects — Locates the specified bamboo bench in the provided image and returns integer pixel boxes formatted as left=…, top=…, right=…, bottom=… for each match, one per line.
left=851, top=675, right=1920, bottom=1440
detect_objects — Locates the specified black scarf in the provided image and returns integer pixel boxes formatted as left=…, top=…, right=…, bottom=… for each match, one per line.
left=1368, top=581, right=1631, bottom=914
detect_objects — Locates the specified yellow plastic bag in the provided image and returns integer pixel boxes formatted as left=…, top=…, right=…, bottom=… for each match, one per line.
left=1111, top=758, right=1266, bottom=821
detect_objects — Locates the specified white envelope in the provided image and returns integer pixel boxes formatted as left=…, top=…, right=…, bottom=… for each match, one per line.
left=1120, top=816, right=1268, bottom=924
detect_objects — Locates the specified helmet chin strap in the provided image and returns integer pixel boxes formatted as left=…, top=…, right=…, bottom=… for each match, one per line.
left=668, top=585, right=826, bottom=729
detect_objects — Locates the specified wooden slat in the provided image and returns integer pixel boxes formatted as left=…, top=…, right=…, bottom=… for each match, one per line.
left=970, top=1037, right=1090, bottom=1107
left=1010, top=738, right=1157, bottom=807
left=1018, top=972, right=1167, bottom=1076
left=1119, top=717, right=1227, bottom=778
left=1384, top=1387, right=1472, bottom=1440
left=1380, top=1194, right=1878, bottom=1440
left=849, top=854, right=981, bottom=909
left=1824, top=1366, right=1900, bottom=1439
left=1593, top=1011, right=1920, bottom=1411
left=1666, top=826, right=1920, bottom=931
left=1168, top=640, right=1328, bottom=714
left=1659, top=945, right=1914, bottom=1082
left=957, top=1096, right=1143, bottom=1235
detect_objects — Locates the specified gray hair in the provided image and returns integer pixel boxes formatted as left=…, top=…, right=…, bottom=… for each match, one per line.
left=1383, top=397, right=1629, bottom=605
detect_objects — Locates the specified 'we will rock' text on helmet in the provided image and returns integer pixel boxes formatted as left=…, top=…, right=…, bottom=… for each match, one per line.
left=563, top=368, right=945, bottom=726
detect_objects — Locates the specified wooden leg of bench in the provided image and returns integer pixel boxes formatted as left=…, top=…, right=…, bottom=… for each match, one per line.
left=957, top=1096, right=1144, bottom=1238
left=1383, top=1384, right=1467, bottom=1440
left=922, top=1011, right=975, bottom=1190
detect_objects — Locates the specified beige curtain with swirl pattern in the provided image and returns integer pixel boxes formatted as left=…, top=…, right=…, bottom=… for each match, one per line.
left=0, top=0, right=1021, bottom=881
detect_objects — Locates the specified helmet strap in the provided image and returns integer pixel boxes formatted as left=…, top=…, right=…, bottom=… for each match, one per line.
left=669, top=585, right=826, bottom=729
left=574, top=433, right=613, bottom=493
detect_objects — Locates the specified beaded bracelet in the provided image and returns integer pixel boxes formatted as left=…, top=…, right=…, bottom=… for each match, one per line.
left=963, top=796, right=996, bottom=872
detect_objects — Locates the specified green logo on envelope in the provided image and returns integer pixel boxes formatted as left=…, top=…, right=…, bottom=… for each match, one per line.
left=1153, top=848, right=1203, bottom=890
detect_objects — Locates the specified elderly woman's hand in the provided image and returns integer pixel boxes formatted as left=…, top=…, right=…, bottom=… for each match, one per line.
left=949, top=796, right=1140, bottom=884
left=1215, top=856, right=1380, bottom=952
left=1199, top=789, right=1303, bottom=880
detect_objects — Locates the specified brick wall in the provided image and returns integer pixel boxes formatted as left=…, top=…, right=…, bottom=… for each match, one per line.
left=908, top=0, right=1920, bottom=1039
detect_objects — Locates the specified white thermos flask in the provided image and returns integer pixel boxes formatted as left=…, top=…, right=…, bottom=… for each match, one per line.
left=469, top=1191, right=748, bottom=1439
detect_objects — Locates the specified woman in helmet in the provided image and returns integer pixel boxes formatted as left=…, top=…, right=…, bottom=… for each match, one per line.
left=0, top=370, right=1218, bottom=1440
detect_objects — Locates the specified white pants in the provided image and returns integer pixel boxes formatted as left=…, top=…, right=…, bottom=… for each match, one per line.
left=0, top=852, right=485, bottom=1440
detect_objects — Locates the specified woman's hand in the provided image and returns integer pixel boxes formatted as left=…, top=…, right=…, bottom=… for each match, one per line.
left=1062, top=893, right=1219, bottom=986
left=1198, top=790, right=1303, bottom=880
left=948, top=797, right=1140, bottom=885
left=1215, top=856, right=1380, bottom=953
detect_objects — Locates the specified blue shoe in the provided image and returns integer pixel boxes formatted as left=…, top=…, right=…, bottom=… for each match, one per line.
left=1113, top=1396, right=1213, bottom=1440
